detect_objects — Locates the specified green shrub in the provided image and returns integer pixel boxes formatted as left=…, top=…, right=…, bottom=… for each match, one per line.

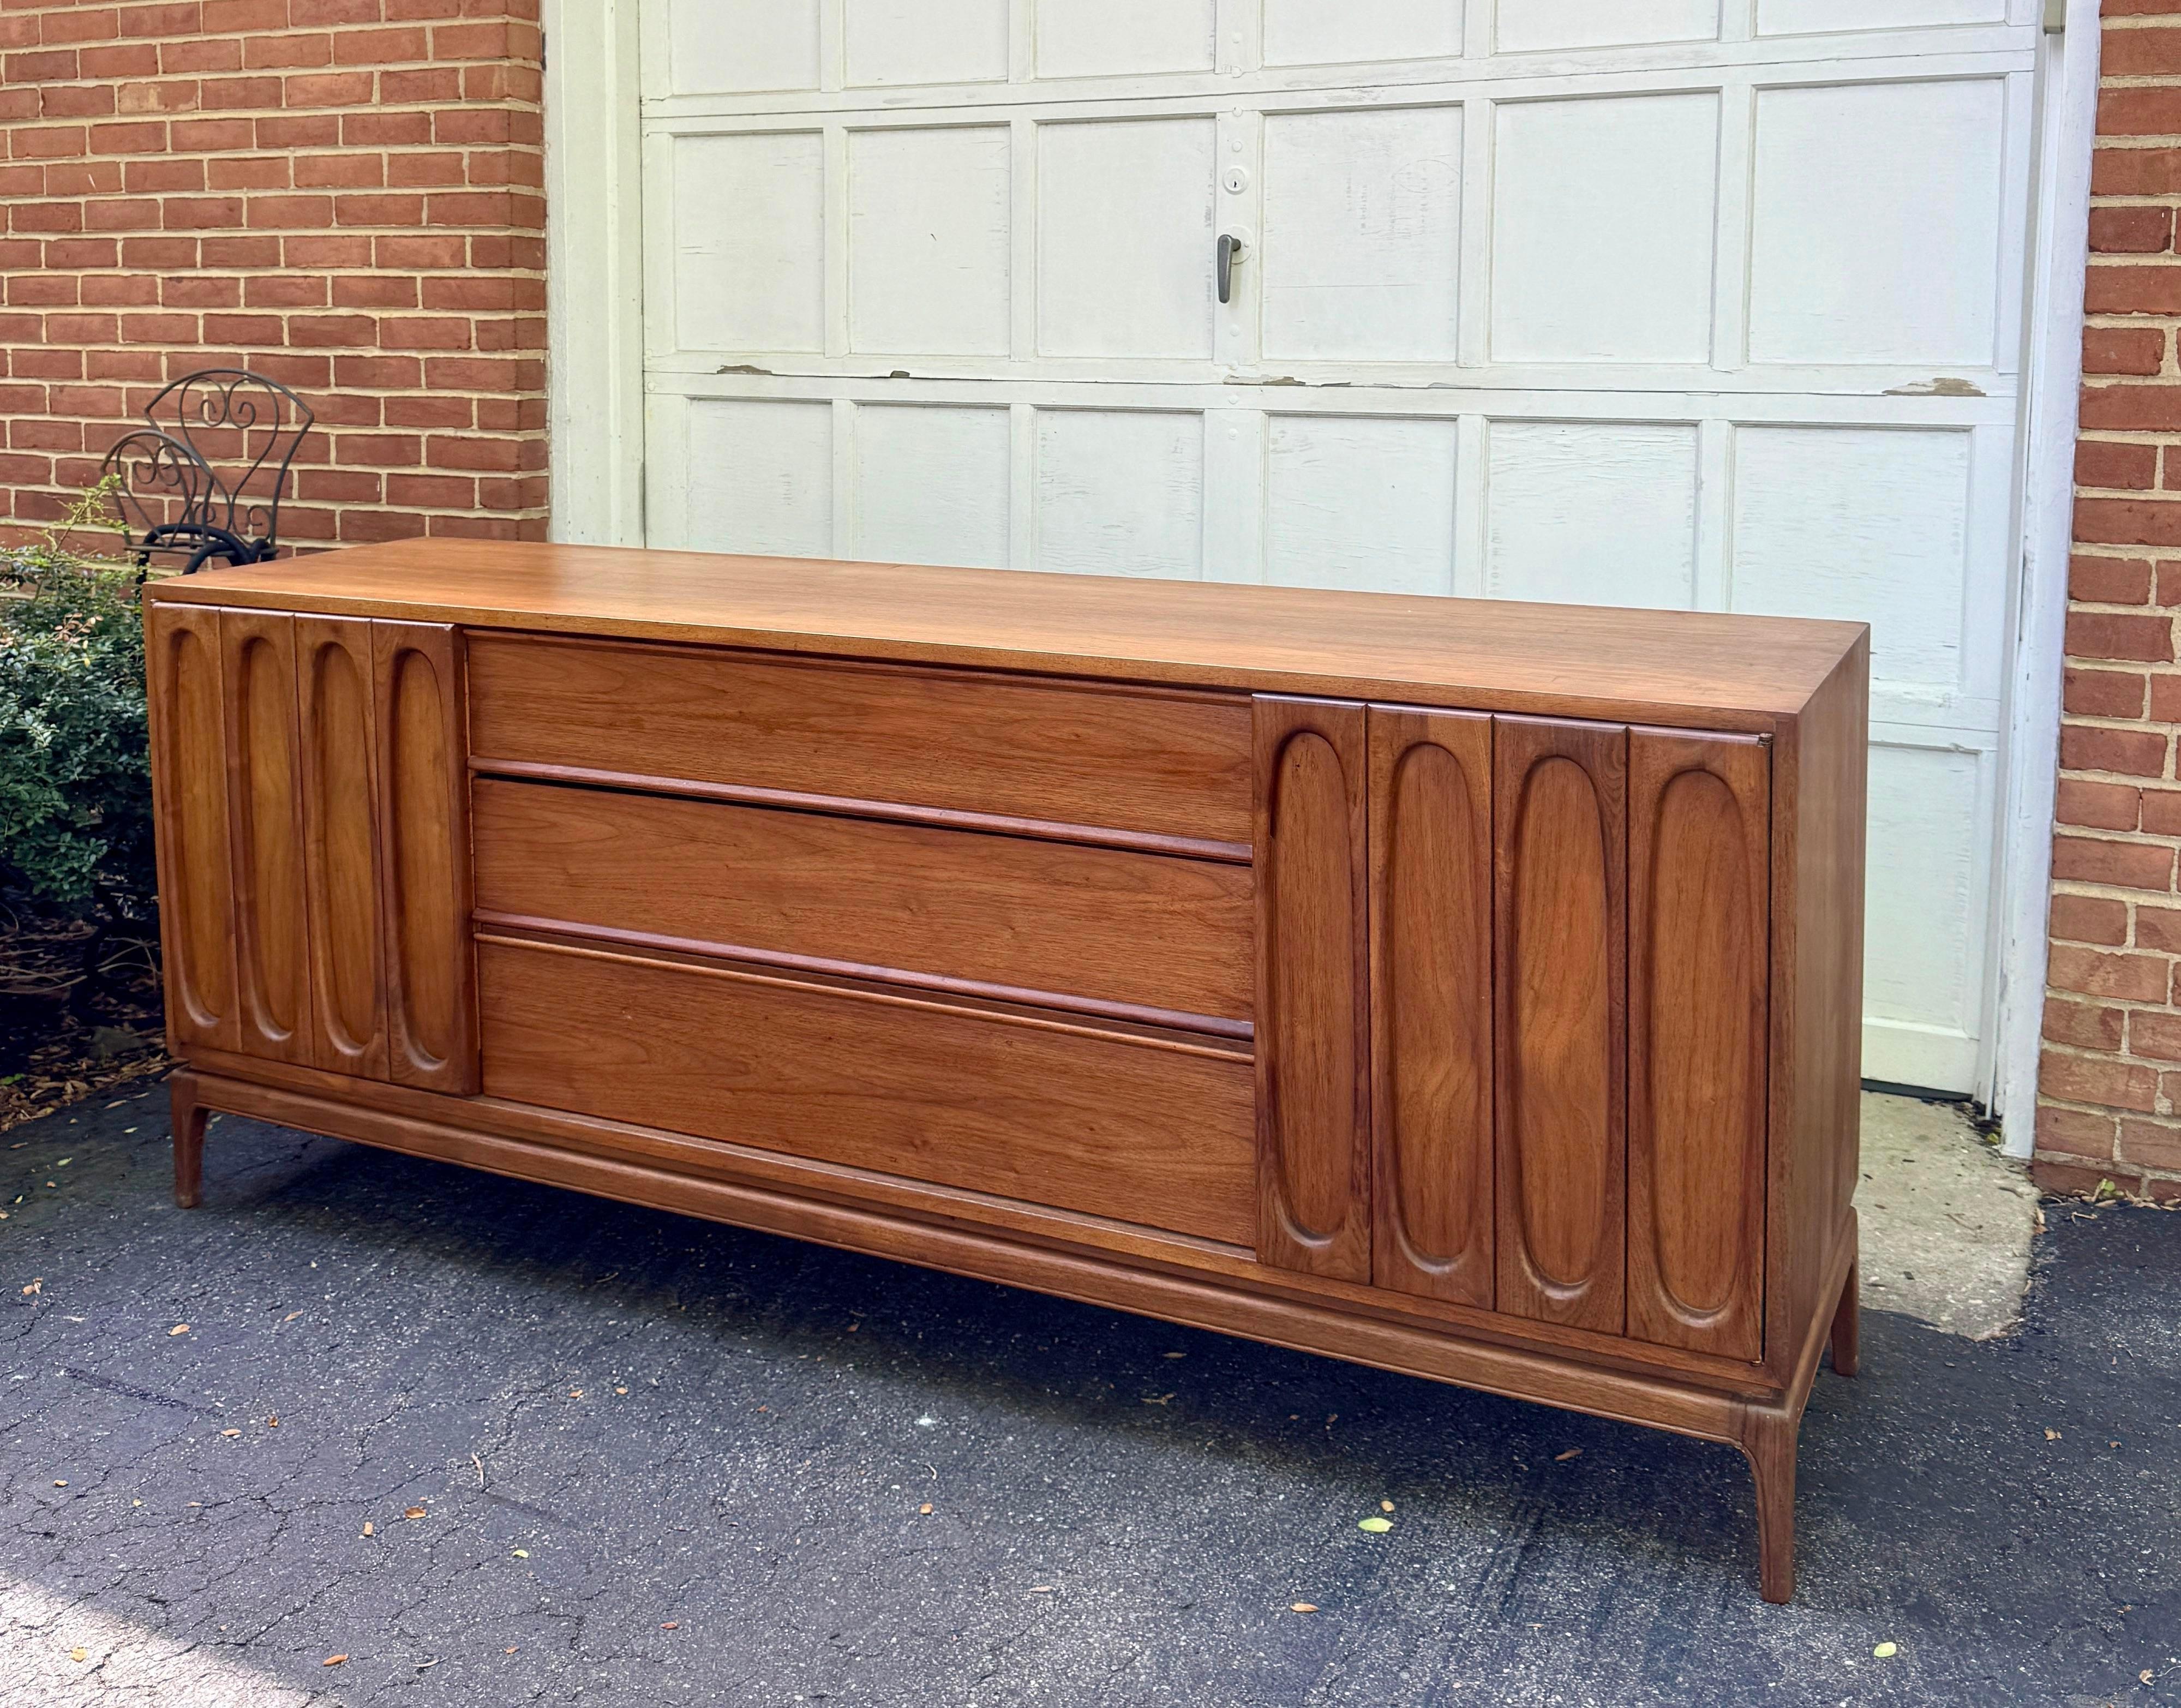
left=0, top=484, right=155, bottom=918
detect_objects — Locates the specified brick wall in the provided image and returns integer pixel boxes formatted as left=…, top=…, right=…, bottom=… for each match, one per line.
left=2043, top=0, right=2181, bottom=1200
left=0, top=0, right=546, bottom=549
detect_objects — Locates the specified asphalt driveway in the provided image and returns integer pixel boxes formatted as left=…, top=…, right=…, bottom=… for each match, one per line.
left=0, top=1089, right=2174, bottom=1706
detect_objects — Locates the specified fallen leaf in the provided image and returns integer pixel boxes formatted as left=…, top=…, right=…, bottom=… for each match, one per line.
left=2143, top=1670, right=2156, bottom=1686
left=1380, top=1500, right=1395, bottom=1513
left=1873, top=1643, right=1897, bottom=1659
left=362, top=1522, right=374, bottom=1537
left=323, top=1655, right=347, bottom=1667
left=21, top=1279, right=39, bottom=1296
left=220, top=1429, right=241, bottom=1439
left=2045, top=1429, right=2061, bottom=1441
left=570, top=1390, right=583, bottom=1399
left=266, top=1417, right=277, bottom=1428
left=1290, top=1602, right=1317, bottom=1614
left=169, top=1325, right=189, bottom=1337
left=513, top=1549, right=530, bottom=1558
left=284, top=1311, right=302, bottom=1322
left=404, top=1507, right=427, bottom=1520
left=1163, top=1351, right=1186, bottom=1359
left=1029, top=1585, right=1053, bottom=1593
left=615, top=1387, right=628, bottom=1395
left=661, top=1621, right=679, bottom=1630
left=52, top=1480, right=66, bottom=1488
left=1143, top=1394, right=1174, bottom=1406
left=1358, top=1517, right=1393, bottom=1534
left=70, top=1648, right=87, bottom=1663
left=505, top=1646, right=518, bottom=1655
left=1555, top=1449, right=1583, bottom=1463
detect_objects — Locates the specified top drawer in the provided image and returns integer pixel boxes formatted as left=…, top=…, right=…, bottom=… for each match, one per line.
left=467, top=634, right=1253, bottom=848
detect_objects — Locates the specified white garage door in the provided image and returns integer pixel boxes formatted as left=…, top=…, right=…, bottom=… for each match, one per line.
left=635, top=0, right=2047, bottom=1095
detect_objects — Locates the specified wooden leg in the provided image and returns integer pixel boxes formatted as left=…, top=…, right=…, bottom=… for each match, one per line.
left=1739, top=1405, right=1799, bottom=1605
left=1829, top=1257, right=1860, bottom=1379
left=171, top=1070, right=206, bottom=1210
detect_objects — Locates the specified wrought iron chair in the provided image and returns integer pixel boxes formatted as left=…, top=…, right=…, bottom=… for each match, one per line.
left=99, top=369, right=314, bottom=573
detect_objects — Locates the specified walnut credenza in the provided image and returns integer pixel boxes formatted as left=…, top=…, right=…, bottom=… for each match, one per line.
left=145, top=540, right=1867, bottom=1602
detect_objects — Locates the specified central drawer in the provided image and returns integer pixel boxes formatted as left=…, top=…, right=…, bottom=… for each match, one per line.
left=471, top=779, right=1253, bottom=1030
left=476, top=938, right=1257, bottom=1244
left=466, top=633, right=1254, bottom=848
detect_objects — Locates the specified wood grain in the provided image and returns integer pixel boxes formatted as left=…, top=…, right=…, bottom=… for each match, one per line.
left=219, top=609, right=313, bottom=1065
left=476, top=936, right=1257, bottom=1245
left=154, top=537, right=1868, bottom=728
left=468, top=633, right=1254, bottom=846
left=1628, top=729, right=1770, bottom=1362
left=296, top=616, right=387, bottom=1079
left=1369, top=706, right=1494, bottom=1306
left=1253, top=697, right=1371, bottom=1281
left=146, top=602, right=238, bottom=1053
left=471, top=778, right=1253, bottom=1030
left=373, top=621, right=477, bottom=1094
left=1495, top=715, right=1627, bottom=1335
left=1361, top=706, right=1500, bottom=1309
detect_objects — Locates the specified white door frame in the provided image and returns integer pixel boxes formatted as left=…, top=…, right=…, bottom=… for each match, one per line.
left=542, top=0, right=647, bottom=546
left=542, top=0, right=2100, bottom=1149
left=1991, top=0, right=2099, bottom=1157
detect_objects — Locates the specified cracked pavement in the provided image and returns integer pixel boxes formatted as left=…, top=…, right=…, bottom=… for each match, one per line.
left=0, top=1087, right=2176, bottom=1706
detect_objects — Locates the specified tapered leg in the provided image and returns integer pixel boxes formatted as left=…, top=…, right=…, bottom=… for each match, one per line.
left=1740, top=1405, right=1798, bottom=1605
left=1829, top=1257, right=1860, bottom=1379
left=171, top=1071, right=206, bottom=1210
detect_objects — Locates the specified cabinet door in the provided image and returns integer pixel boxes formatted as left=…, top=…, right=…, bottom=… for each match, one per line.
left=1369, top=706, right=1493, bottom=1305
left=1494, top=715, right=1626, bottom=1334
left=1254, top=696, right=1370, bottom=1280
left=147, top=603, right=238, bottom=1053
left=374, top=622, right=478, bottom=1094
left=298, top=616, right=387, bottom=1078
left=1628, top=730, right=1770, bottom=1361
left=220, top=610, right=314, bottom=1065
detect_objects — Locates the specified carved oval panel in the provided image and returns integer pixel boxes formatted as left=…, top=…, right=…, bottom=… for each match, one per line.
left=169, top=622, right=232, bottom=1029
left=1385, top=739, right=1487, bottom=1272
left=1508, top=753, right=1612, bottom=1294
left=388, top=646, right=458, bottom=1070
left=1266, top=728, right=1357, bottom=1245
left=1645, top=766, right=1760, bottom=1321
left=238, top=631, right=305, bottom=1042
left=311, top=638, right=380, bottom=1056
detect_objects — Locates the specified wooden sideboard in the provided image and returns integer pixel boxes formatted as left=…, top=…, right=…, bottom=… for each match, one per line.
left=145, top=540, right=1867, bottom=1603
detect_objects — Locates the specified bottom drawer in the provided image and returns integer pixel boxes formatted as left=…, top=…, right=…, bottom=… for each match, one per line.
left=477, top=938, right=1257, bottom=1245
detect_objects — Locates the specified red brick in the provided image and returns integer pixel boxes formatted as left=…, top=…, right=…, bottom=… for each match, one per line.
left=2051, top=892, right=2131, bottom=947
left=2058, top=723, right=2168, bottom=776
left=2034, top=1105, right=2117, bottom=1162
left=2065, top=666, right=2150, bottom=717
left=2041, top=1048, right=2160, bottom=1112
left=2048, top=942, right=2175, bottom=1002
left=2083, top=325, right=2166, bottom=376
left=2071, top=551, right=2155, bottom=600
left=2028, top=1157, right=2126, bottom=1196
left=2138, top=906, right=2181, bottom=953
left=2057, top=778, right=2142, bottom=831
left=161, top=37, right=238, bottom=70
left=2047, top=997, right=2125, bottom=1050
left=2120, top=1117, right=2181, bottom=1172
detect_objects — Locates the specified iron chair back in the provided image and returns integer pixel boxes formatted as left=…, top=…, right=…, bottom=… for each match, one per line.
left=99, top=369, right=315, bottom=573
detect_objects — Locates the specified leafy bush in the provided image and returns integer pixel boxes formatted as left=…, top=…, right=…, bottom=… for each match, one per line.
left=0, top=484, right=155, bottom=917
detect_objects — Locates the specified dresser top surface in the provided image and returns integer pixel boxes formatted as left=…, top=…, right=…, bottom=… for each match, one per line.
left=155, top=538, right=1867, bottom=724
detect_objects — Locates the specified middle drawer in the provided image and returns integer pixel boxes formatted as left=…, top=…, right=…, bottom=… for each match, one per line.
left=471, top=779, right=1255, bottom=1032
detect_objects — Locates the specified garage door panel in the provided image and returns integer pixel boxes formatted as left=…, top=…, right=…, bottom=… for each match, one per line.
left=665, top=0, right=819, bottom=95
left=1264, top=0, right=1464, bottom=68
left=848, top=125, right=1011, bottom=356
left=845, top=0, right=1008, bottom=86
left=1484, top=421, right=1698, bottom=611
left=1035, top=410, right=1206, bottom=579
left=1729, top=425, right=1973, bottom=702
left=856, top=404, right=1011, bottom=568
left=1748, top=80, right=2008, bottom=367
left=1038, top=119, right=1217, bottom=359
left=1266, top=415, right=1457, bottom=596
left=1495, top=0, right=1720, bottom=53
left=1034, top=0, right=1215, bottom=79
left=683, top=399, right=835, bottom=559
left=1758, top=0, right=2005, bottom=34
left=1489, top=93, right=1718, bottom=364
left=1262, top=106, right=1462, bottom=364
left=671, top=132, right=824, bottom=353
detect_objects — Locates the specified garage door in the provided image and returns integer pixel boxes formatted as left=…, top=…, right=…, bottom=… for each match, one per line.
left=636, top=0, right=2045, bottom=1095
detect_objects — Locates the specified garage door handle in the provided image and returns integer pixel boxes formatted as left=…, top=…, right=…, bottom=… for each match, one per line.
left=1218, top=233, right=1247, bottom=304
